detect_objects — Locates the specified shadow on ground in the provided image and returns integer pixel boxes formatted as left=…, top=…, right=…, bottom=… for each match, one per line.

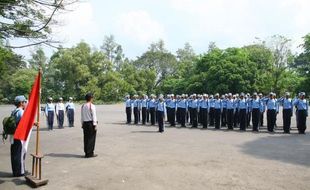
left=241, top=134, right=310, bottom=167
left=0, top=171, right=26, bottom=186
left=45, top=153, right=84, bottom=158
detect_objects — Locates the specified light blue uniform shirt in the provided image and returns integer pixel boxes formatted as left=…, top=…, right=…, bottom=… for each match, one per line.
left=45, top=103, right=55, bottom=115
left=238, top=99, right=248, bottom=110
left=293, top=99, right=308, bottom=111
left=226, top=99, right=234, bottom=110
left=125, top=99, right=132, bottom=108
left=209, top=99, right=215, bottom=108
left=251, top=98, right=261, bottom=109
left=177, top=99, right=187, bottom=108
left=149, top=99, right=156, bottom=108
left=200, top=99, right=208, bottom=109
left=66, top=102, right=75, bottom=110
left=133, top=99, right=140, bottom=107
left=278, top=98, right=293, bottom=110
left=13, top=108, right=24, bottom=124
left=265, top=98, right=279, bottom=111
left=191, top=99, right=198, bottom=108
left=169, top=99, right=176, bottom=108
left=157, top=102, right=166, bottom=113
left=141, top=99, right=148, bottom=108
left=214, top=99, right=222, bottom=109
left=187, top=99, right=193, bottom=108
left=222, top=99, right=227, bottom=109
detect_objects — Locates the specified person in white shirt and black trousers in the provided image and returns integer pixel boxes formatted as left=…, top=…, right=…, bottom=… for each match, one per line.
left=81, top=93, right=98, bottom=158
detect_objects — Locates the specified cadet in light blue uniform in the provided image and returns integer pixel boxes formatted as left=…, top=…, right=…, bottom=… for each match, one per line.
left=169, top=94, right=176, bottom=126
left=209, top=95, right=215, bottom=126
left=141, top=95, right=148, bottom=125
left=237, top=93, right=248, bottom=131
left=45, top=97, right=55, bottom=130
left=157, top=95, right=166, bottom=133
left=200, top=94, right=209, bottom=128
left=149, top=94, right=157, bottom=125
left=125, top=95, right=132, bottom=124
left=293, top=92, right=308, bottom=134
left=214, top=93, right=222, bottom=129
left=262, top=93, right=279, bottom=132
left=250, top=93, right=261, bottom=132
left=258, top=93, right=265, bottom=127
left=177, top=94, right=187, bottom=127
left=191, top=94, right=199, bottom=128
left=133, top=95, right=140, bottom=124
left=278, top=92, right=293, bottom=133
left=65, top=97, right=75, bottom=127
left=221, top=94, right=227, bottom=127
left=226, top=93, right=235, bottom=130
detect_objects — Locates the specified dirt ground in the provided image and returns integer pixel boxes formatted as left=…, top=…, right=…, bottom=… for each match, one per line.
left=0, top=104, right=310, bottom=190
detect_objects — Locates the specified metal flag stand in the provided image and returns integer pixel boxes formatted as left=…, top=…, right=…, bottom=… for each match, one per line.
left=25, top=69, right=49, bottom=187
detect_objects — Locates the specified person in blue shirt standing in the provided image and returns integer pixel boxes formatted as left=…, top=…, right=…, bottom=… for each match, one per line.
left=278, top=92, right=293, bottom=133
left=10, top=95, right=27, bottom=177
left=65, top=97, right=75, bottom=127
left=246, top=93, right=252, bottom=127
left=233, top=94, right=240, bottom=128
left=175, top=95, right=181, bottom=124
left=226, top=93, right=235, bottom=130
left=177, top=94, right=187, bottom=127
left=157, top=95, right=166, bottom=133
left=258, top=93, right=265, bottom=127
left=238, top=93, right=248, bottom=131
left=221, top=94, right=227, bottom=127
left=293, top=92, right=308, bottom=134
left=214, top=93, right=222, bottom=129
left=262, top=92, right=279, bottom=132
left=125, top=95, right=132, bottom=124
left=187, top=95, right=193, bottom=125
left=251, top=93, right=261, bottom=132
left=132, top=95, right=140, bottom=124
left=169, top=94, right=176, bottom=127
left=200, top=94, right=209, bottom=128
left=141, top=94, right=148, bottom=125
left=191, top=94, right=199, bottom=128
left=149, top=94, right=157, bottom=125
left=45, top=97, right=55, bottom=131
left=209, top=95, right=215, bottom=126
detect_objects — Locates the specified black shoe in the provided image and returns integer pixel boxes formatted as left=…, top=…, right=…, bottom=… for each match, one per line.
left=85, top=154, right=98, bottom=158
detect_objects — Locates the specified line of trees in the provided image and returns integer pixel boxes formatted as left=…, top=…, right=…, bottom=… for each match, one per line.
left=0, top=34, right=310, bottom=103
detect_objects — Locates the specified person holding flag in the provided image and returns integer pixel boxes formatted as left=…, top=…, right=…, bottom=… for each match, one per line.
left=11, top=71, right=41, bottom=177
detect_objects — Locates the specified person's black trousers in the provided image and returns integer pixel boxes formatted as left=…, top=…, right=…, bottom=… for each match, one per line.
left=157, top=111, right=165, bottom=132
left=221, top=108, right=227, bottom=127
left=267, top=109, right=276, bottom=132
left=214, top=109, right=221, bottom=129
left=227, top=109, right=234, bottom=130
left=192, top=108, right=198, bottom=127
left=134, top=107, right=139, bottom=124
left=198, top=109, right=202, bottom=124
left=126, top=107, right=131, bottom=123
left=179, top=108, right=186, bottom=127
left=58, top=110, right=64, bottom=128
left=176, top=108, right=180, bottom=123
left=83, top=121, right=97, bottom=157
left=200, top=108, right=208, bottom=128
left=239, top=109, right=247, bottom=131
left=146, top=109, right=150, bottom=123
left=247, top=111, right=251, bottom=127
left=166, top=107, right=171, bottom=123
left=142, top=107, right=147, bottom=124
left=297, top=110, right=307, bottom=134
left=150, top=107, right=156, bottom=125
left=189, top=107, right=193, bottom=125
left=48, top=111, right=54, bottom=130
left=283, top=109, right=292, bottom=133
left=170, top=108, right=176, bottom=126
left=234, top=110, right=239, bottom=128
left=209, top=107, right=215, bottom=126
left=260, top=111, right=264, bottom=127
left=252, top=108, right=260, bottom=131
left=67, top=109, right=74, bottom=127
left=11, top=139, right=24, bottom=177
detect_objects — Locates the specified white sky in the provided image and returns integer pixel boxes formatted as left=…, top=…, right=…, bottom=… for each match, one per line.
left=12, top=0, right=310, bottom=60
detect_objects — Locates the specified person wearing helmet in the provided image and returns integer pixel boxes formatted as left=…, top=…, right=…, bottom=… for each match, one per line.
left=45, top=97, right=55, bottom=131
left=55, top=97, right=65, bottom=128
left=66, top=97, right=75, bottom=127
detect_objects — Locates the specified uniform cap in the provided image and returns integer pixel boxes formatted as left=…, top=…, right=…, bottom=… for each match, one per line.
left=228, top=93, right=232, bottom=96
left=300, top=92, right=306, bottom=96
left=15, top=95, right=26, bottom=103
left=253, top=92, right=257, bottom=96
left=240, top=93, right=245, bottom=97
left=285, top=92, right=290, bottom=96
left=48, top=97, right=53, bottom=101
left=69, top=97, right=73, bottom=100
left=59, top=97, right=63, bottom=101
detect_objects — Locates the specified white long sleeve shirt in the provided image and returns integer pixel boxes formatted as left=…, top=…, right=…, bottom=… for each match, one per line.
left=55, top=103, right=65, bottom=115
left=81, top=103, right=97, bottom=126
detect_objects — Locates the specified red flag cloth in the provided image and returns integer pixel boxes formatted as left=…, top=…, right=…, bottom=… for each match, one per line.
left=14, top=71, right=41, bottom=141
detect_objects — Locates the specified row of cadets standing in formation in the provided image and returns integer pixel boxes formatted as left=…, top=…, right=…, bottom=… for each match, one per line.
left=44, top=97, right=75, bottom=130
left=125, top=92, right=308, bottom=134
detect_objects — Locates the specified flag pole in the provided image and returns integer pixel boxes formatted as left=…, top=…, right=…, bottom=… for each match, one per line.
left=25, top=68, right=48, bottom=187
